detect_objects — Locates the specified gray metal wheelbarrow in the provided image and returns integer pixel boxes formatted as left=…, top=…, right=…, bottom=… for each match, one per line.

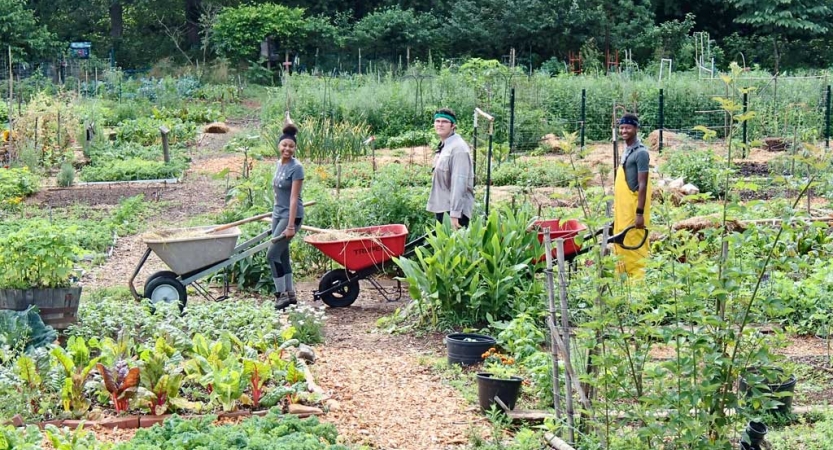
left=128, top=213, right=286, bottom=311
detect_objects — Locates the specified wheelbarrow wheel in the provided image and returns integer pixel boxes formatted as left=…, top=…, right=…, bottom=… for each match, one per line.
left=319, top=269, right=360, bottom=308
left=145, top=270, right=178, bottom=289
left=144, top=275, right=187, bottom=312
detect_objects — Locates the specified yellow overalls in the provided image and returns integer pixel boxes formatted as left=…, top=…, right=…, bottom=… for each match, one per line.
left=613, top=163, right=651, bottom=278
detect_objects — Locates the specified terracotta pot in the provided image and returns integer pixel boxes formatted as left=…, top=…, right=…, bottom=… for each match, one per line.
left=98, top=416, right=140, bottom=429
left=139, top=414, right=171, bottom=428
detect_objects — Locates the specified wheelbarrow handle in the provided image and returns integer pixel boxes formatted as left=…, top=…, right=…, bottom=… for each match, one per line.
left=607, top=225, right=649, bottom=250
left=206, top=201, right=317, bottom=234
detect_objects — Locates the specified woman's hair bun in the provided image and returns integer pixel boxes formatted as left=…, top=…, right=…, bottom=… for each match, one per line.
left=282, top=123, right=298, bottom=136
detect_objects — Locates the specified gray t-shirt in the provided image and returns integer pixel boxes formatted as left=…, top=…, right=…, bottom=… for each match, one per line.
left=621, top=140, right=649, bottom=192
left=272, top=158, right=304, bottom=219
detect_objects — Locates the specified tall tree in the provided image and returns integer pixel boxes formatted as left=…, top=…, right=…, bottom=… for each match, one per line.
left=185, top=0, right=201, bottom=47
left=0, top=0, right=56, bottom=59
left=729, top=0, right=830, bottom=73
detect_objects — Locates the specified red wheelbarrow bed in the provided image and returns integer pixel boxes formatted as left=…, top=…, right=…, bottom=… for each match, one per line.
left=304, top=224, right=409, bottom=271
left=531, top=219, right=587, bottom=262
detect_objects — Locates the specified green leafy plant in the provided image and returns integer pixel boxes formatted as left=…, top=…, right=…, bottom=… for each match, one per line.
left=0, top=167, right=39, bottom=208
left=396, top=206, right=542, bottom=327
left=0, top=306, right=57, bottom=358
left=284, top=304, right=326, bottom=345
left=0, top=220, right=81, bottom=289
left=56, top=162, right=75, bottom=187
left=242, top=357, right=272, bottom=409
left=51, top=337, right=101, bottom=418
left=137, top=337, right=185, bottom=415
left=96, top=361, right=140, bottom=414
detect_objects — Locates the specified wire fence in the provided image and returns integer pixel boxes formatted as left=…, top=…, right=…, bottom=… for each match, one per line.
left=0, top=52, right=830, bottom=155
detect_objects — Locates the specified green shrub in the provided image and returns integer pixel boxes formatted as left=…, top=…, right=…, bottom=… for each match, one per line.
left=396, top=206, right=542, bottom=328
left=661, top=149, right=725, bottom=197
left=0, top=221, right=81, bottom=289
left=0, top=167, right=39, bottom=207
left=489, top=158, right=584, bottom=187
left=116, top=117, right=196, bottom=146
left=57, top=162, right=75, bottom=187
left=80, top=159, right=187, bottom=181
left=386, top=130, right=433, bottom=148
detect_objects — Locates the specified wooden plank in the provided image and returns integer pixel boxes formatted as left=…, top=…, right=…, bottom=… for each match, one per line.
left=544, top=432, right=577, bottom=450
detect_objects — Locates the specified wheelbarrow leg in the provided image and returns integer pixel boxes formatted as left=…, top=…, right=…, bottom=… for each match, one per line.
left=129, top=248, right=153, bottom=301
left=365, top=276, right=403, bottom=302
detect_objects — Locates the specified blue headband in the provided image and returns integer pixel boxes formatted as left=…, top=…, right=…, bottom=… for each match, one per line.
left=619, top=117, right=639, bottom=127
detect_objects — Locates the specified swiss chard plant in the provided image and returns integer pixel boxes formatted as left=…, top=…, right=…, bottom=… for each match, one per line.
left=96, top=362, right=140, bottom=414
left=137, top=338, right=186, bottom=415
left=50, top=337, right=100, bottom=418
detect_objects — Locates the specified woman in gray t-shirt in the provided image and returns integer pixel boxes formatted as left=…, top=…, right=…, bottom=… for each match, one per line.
left=268, top=122, right=305, bottom=310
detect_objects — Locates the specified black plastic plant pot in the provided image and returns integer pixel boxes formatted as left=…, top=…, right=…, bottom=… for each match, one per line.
left=476, top=372, right=523, bottom=412
left=739, top=442, right=761, bottom=450
left=445, top=333, right=496, bottom=366
left=744, top=420, right=768, bottom=446
left=739, top=368, right=797, bottom=416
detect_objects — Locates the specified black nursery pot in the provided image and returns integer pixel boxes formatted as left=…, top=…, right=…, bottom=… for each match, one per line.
left=445, top=333, right=496, bottom=366
left=744, top=420, right=768, bottom=447
left=476, top=372, right=523, bottom=412
left=739, top=368, right=797, bottom=416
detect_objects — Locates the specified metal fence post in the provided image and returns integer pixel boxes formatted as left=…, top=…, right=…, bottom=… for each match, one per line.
left=580, top=89, right=586, bottom=149
left=509, top=87, right=515, bottom=154
left=826, top=85, right=831, bottom=149
left=658, top=89, right=664, bottom=153
left=742, top=92, right=749, bottom=150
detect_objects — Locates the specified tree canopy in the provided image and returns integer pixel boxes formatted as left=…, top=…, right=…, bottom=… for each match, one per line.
left=14, top=0, right=833, bottom=72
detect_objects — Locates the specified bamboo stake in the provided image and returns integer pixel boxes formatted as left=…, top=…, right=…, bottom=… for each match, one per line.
left=542, top=230, right=563, bottom=421
left=556, top=238, right=575, bottom=444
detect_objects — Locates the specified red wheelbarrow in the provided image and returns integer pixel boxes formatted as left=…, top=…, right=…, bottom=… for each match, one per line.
left=303, top=224, right=426, bottom=307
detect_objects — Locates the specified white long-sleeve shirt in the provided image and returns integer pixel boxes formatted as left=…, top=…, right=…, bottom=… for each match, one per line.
left=426, top=133, right=474, bottom=218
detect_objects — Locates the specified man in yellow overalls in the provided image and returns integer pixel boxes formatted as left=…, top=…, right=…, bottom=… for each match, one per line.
left=613, top=113, right=652, bottom=277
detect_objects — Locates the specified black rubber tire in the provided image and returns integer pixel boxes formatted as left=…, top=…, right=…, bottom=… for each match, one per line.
left=144, top=276, right=187, bottom=312
left=144, top=270, right=179, bottom=289
left=318, top=269, right=360, bottom=307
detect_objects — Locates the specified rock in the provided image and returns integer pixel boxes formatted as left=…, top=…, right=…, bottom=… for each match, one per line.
left=203, top=122, right=230, bottom=134
left=11, top=414, right=24, bottom=427
left=297, top=344, right=316, bottom=363
left=668, top=177, right=685, bottom=189
left=680, top=183, right=700, bottom=195
left=288, top=404, right=324, bottom=416
left=325, top=399, right=341, bottom=411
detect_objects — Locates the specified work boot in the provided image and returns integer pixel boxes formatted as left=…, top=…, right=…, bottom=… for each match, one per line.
left=274, top=291, right=298, bottom=310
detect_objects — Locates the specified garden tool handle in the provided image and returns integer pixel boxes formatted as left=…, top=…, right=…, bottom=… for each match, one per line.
left=608, top=225, right=649, bottom=250
left=300, top=225, right=329, bottom=233
left=205, top=201, right=317, bottom=234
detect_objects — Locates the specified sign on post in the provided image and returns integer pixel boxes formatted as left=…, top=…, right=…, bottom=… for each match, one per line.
left=69, top=42, right=92, bottom=59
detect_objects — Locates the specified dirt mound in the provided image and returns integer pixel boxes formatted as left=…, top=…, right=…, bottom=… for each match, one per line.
left=540, top=133, right=566, bottom=153
left=203, top=122, right=230, bottom=134
left=647, top=130, right=687, bottom=152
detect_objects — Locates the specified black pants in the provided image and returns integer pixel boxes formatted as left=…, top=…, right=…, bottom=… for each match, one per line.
left=435, top=212, right=470, bottom=228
